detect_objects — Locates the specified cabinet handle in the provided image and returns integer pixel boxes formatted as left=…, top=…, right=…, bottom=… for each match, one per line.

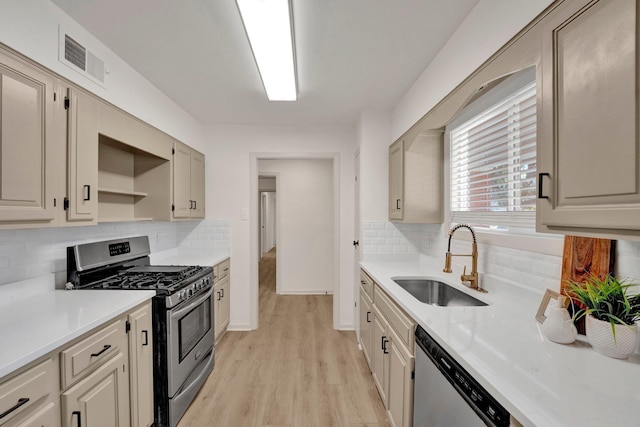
left=382, top=336, right=389, bottom=354
left=221, top=288, right=224, bottom=298
left=361, top=280, right=366, bottom=285
left=72, top=410, right=82, bottom=427
left=90, top=344, right=111, bottom=357
left=193, top=200, right=197, bottom=209
left=142, top=330, right=148, bottom=346
left=538, top=173, right=550, bottom=199
left=217, top=291, right=221, bottom=301
left=0, top=398, right=29, bottom=419
left=396, top=199, right=401, bottom=209
left=366, top=311, right=371, bottom=323
left=83, top=185, right=91, bottom=201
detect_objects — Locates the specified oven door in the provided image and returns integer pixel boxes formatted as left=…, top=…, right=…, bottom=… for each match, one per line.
left=167, top=286, right=215, bottom=397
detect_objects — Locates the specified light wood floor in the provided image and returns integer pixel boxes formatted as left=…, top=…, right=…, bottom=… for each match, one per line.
left=178, top=248, right=389, bottom=427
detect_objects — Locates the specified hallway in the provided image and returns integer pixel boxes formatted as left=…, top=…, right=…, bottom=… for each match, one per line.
left=178, top=248, right=388, bottom=426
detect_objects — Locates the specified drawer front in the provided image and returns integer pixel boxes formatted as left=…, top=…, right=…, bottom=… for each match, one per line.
left=374, top=284, right=415, bottom=353
left=360, top=270, right=373, bottom=299
left=216, top=259, right=230, bottom=281
left=0, top=358, right=54, bottom=426
left=61, top=318, right=126, bottom=389
left=4, top=402, right=56, bottom=427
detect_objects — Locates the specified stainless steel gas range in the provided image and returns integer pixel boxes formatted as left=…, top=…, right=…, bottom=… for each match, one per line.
left=66, top=236, right=215, bottom=427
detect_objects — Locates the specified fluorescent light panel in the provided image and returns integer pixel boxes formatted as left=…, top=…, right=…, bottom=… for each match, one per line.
left=236, top=0, right=297, bottom=101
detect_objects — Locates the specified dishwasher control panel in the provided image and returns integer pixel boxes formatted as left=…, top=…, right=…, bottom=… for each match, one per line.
left=416, top=326, right=510, bottom=427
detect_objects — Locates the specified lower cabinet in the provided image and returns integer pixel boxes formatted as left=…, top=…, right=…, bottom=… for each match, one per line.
left=127, top=303, right=154, bottom=427
left=359, top=269, right=415, bottom=427
left=214, top=259, right=231, bottom=343
left=0, top=357, right=59, bottom=427
left=371, top=305, right=389, bottom=407
left=386, top=326, right=414, bottom=427
left=61, top=351, right=130, bottom=427
left=358, top=289, right=374, bottom=368
left=0, top=300, right=154, bottom=427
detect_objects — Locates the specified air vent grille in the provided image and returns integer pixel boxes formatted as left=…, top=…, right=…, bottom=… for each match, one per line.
left=64, top=35, right=86, bottom=71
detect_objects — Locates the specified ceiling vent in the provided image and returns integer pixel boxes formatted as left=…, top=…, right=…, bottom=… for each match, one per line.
left=59, top=27, right=106, bottom=87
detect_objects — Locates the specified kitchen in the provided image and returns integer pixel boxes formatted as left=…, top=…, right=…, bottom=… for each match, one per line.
left=1, top=0, right=640, bottom=426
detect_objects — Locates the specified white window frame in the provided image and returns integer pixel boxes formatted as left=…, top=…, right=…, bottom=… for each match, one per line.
left=444, top=67, right=563, bottom=256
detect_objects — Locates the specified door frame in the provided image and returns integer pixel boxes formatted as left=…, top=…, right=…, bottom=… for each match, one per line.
left=249, top=153, right=341, bottom=330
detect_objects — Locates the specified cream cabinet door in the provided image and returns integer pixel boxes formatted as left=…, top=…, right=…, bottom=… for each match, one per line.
left=0, top=50, right=58, bottom=223
left=371, top=305, right=388, bottom=406
left=359, top=290, right=373, bottom=370
left=537, top=0, right=640, bottom=233
left=66, top=87, right=99, bottom=223
left=127, top=302, right=154, bottom=427
left=214, top=276, right=230, bottom=342
left=388, top=139, right=404, bottom=220
left=172, top=141, right=191, bottom=219
left=61, top=351, right=130, bottom=427
left=190, top=149, right=205, bottom=218
left=387, top=327, right=414, bottom=427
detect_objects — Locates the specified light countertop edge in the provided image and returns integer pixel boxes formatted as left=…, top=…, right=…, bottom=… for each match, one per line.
left=0, top=289, right=155, bottom=380
left=359, top=259, right=640, bottom=427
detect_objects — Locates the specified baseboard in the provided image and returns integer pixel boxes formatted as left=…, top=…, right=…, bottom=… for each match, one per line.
left=278, top=290, right=334, bottom=295
left=226, top=323, right=252, bottom=331
left=336, top=323, right=354, bottom=331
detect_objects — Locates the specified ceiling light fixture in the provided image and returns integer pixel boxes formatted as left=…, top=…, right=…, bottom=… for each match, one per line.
left=236, top=0, right=297, bottom=101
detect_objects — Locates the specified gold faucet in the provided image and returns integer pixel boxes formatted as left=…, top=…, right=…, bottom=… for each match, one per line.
left=443, top=224, right=486, bottom=293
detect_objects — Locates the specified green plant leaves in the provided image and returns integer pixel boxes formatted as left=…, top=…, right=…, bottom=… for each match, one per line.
left=566, top=275, right=640, bottom=339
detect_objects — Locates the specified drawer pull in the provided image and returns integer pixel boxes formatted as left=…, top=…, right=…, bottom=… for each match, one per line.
left=366, top=311, right=371, bottom=323
left=73, top=410, right=82, bottom=427
left=0, top=397, right=29, bottom=419
left=382, top=337, right=389, bottom=354
left=217, top=291, right=221, bottom=301
left=142, top=330, right=149, bottom=346
left=90, top=344, right=111, bottom=358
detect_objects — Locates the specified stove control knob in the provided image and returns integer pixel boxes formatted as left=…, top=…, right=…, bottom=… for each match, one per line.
left=196, top=281, right=202, bottom=291
left=187, top=288, right=194, bottom=298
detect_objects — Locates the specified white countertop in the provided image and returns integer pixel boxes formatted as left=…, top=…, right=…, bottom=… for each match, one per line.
left=150, top=247, right=229, bottom=267
left=0, top=247, right=228, bottom=381
left=360, top=259, right=640, bottom=427
left=0, top=278, right=154, bottom=380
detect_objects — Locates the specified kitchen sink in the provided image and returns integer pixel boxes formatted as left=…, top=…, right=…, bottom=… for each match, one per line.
left=392, top=278, right=488, bottom=307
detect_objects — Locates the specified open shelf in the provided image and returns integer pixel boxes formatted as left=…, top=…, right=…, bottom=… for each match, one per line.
left=98, top=187, right=148, bottom=197
left=98, top=134, right=170, bottom=223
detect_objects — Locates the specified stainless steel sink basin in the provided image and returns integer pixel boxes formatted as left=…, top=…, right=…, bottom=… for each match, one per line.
left=392, top=279, right=488, bottom=307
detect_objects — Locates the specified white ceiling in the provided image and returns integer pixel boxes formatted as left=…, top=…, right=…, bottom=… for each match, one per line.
left=51, top=0, right=479, bottom=126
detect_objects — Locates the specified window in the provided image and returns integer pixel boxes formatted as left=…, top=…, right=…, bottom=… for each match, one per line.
left=448, top=67, right=536, bottom=233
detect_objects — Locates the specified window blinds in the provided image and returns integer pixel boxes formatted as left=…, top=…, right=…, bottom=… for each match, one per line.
left=449, top=80, right=537, bottom=231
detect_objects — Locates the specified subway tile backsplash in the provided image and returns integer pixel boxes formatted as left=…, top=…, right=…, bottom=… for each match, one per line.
left=362, top=221, right=640, bottom=293
left=0, top=220, right=230, bottom=288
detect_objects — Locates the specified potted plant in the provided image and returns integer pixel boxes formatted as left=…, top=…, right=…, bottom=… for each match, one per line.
left=567, top=274, right=640, bottom=359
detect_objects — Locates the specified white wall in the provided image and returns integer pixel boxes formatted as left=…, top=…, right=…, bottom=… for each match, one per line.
left=391, top=0, right=554, bottom=140
left=357, top=111, right=392, bottom=222
left=0, top=0, right=205, bottom=150
left=205, top=124, right=356, bottom=330
left=259, top=160, right=334, bottom=294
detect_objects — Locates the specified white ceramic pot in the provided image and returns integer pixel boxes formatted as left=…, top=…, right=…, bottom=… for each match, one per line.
left=586, top=315, right=638, bottom=359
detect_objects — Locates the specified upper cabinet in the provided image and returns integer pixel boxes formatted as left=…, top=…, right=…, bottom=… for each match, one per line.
left=0, top=43, right=205, bottom=229
left=65, top=86, right=99, bottom=224
left=537, top=0, right=640, bottom=235
left=388, top=130, right=443, bottom=223
left=173, top=141, right=205, bottom=219
left=0, top=48, right=59, bottom=225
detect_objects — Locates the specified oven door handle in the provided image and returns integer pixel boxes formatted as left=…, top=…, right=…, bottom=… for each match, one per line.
left=171, top=287, right=214, bottom=319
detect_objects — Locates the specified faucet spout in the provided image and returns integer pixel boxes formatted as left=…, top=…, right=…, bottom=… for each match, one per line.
left=442, top=224, right=485, bottom=293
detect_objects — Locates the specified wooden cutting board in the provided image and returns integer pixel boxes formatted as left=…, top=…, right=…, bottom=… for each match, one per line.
left=560, top=235, right=615, bottom=334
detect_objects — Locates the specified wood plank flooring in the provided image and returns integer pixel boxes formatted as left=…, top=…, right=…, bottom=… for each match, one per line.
left=178, top=248, right=389, bottom=427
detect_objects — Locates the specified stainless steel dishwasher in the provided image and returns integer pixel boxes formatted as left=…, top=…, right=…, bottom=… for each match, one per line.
left=414, top=325, right=510, bottom=427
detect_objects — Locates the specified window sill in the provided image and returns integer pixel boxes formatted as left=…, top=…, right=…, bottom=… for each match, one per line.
left=451, top=228, right=564, bottom=256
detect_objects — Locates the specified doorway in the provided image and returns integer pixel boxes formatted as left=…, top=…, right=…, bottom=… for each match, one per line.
left=251, top=155, right=339, bottom=329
